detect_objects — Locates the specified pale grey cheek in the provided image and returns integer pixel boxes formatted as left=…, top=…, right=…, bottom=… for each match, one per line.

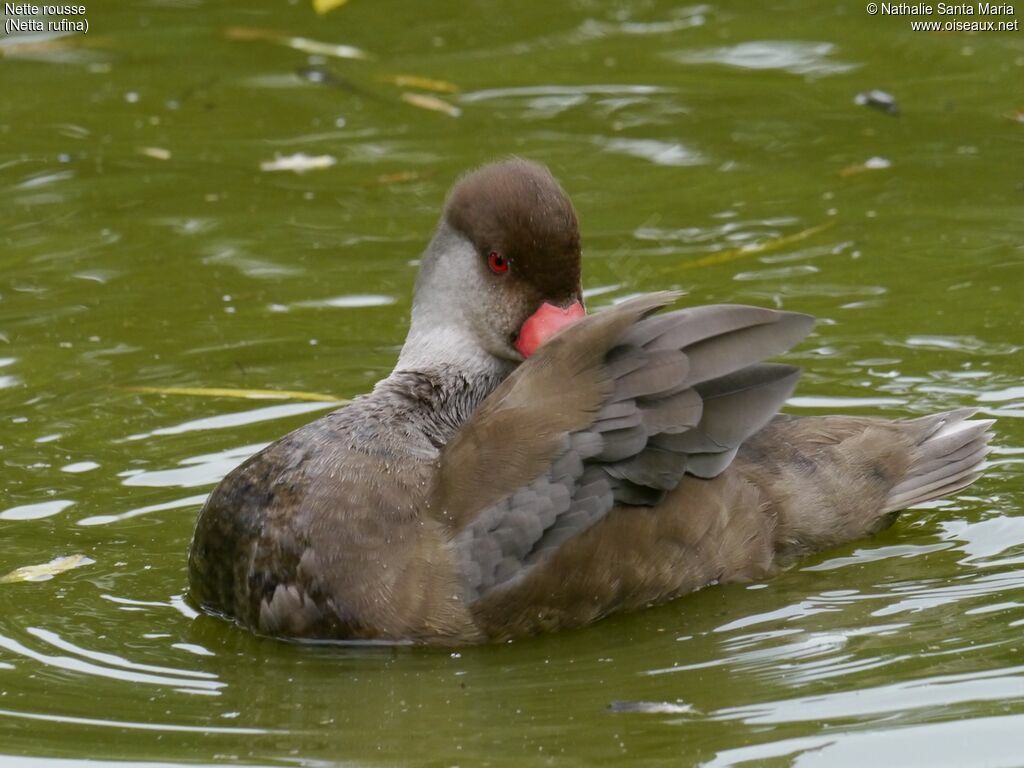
left=414, top=227, right=541, bottom=360
left=471, top=281, right=519, bottom=356
left=451, top=250, right=523, bottom=350
left=424, top=237, right=484, bottom=318
left=484, top=277, right=547, bottom=353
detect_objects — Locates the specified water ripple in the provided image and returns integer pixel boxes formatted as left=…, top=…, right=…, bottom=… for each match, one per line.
left=124, top=401, right=337, bottom=441
left=0, top=707, right=280, bottom=735
left=713, top=665, right=1024, bottom=725
left=0, top=627, right=223, bottom=694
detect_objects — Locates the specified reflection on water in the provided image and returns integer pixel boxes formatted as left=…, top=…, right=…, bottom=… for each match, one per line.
left=0, top=499, right=75, bottom=521
left=0, top=0, right=1022, bottom=765
left=705, top=713, right=1024, bottom=767
left=599, top=136, right=705, bottom=166
left=287, top=293, right=397, bottom=309
left=941, top=516, right=1024, bottom=566
left=672, top=41, right=857, bottom=76
left=201, top=245, right=304, bottom=280
left=0, top=357, right=18, bottom=389
left=119, top=443, right=267, bottom=488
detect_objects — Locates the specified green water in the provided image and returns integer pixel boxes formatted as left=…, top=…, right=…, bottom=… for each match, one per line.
left=1, top=1, right=1022, bottom=765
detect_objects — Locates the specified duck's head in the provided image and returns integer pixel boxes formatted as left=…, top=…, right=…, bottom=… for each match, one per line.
left=404, top=158, right=586, bottom=367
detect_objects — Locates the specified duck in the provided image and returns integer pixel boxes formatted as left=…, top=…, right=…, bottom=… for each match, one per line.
left=187, top=158, right=994, bottom=644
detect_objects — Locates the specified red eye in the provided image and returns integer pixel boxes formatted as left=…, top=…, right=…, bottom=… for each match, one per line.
left=487, top=251, right=509, bottom=275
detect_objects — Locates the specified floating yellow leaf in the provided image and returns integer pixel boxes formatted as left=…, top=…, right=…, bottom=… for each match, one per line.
left=129, top=386, right=344, bottom=403
left=364, top=170, right=431, bottom=186
left=138, top=147, right=171, bottom=161
left=379, top=74, right=459, bottom=93
left=1, top=554, right=95, bottom=584
left=313, top=0, right=350, bottom=13
left=401, top=92, right=461, bottom=117
left=679, top=221, right=835, bottom=271
left=224, top=26, right=278, bottom=42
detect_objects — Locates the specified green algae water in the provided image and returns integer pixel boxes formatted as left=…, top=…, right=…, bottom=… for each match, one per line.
left=1, top=1, right=1022, bottom=765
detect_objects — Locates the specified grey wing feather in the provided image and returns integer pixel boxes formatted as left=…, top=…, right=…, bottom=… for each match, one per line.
left=455, top=435, right=596, bottom=600
left=452, top=296, right=813, bottom=600
left=654, top=364, right=803, bottom=453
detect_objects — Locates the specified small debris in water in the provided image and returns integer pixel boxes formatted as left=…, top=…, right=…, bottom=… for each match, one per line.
left=138, top=147, right=171, bottom=161
left=298, top=66, right=336, bottom=86
left=607, top=700, right=696, bottom=715
left=260, top=153, right=337, bottom=174
left=680, top=221, right=835, bottom=270
left=839, top=156, right=892, bottom=177
left=855, top=89, right=899, bottom=115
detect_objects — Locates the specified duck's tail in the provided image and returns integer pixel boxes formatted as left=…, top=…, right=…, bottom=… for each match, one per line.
left=882, top=408, right=995, bottom=513
left=742, top=408, right=995, bottom=561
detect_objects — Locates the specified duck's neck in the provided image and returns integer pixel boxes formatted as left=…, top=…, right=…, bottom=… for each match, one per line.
left=380, top=323, right=516, bottom=449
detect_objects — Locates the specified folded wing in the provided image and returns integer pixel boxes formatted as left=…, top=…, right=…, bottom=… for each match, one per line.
left=433, top=292, right=814, bottom=601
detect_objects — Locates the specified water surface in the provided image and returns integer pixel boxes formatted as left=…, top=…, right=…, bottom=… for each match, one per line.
left=1, top=1, right=1022, bottom=765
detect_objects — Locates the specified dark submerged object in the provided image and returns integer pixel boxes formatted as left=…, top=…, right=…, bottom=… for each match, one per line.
left=855, top=89, right=900, bottom=115
left=188, top=159, right=993, bottom=643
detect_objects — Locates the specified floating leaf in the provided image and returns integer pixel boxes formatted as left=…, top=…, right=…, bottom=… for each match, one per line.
left=401, top=92, right=461, bottom=117
left=260, top=153, right=337, bottom=173
left=0, top=554, right=95, bottom=584
left=364, top=169, right=432, bottom=186
left=224, top=27, right=368, bottom=60
left=679, top=221, right=835, bottom=271
left=313, top=0, right=350, bottom=14
left=379, top=74, right=459, bottom=93
left=224, top=26, right=279, bottom=42
left=129, top=386, right=343, bottom=403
